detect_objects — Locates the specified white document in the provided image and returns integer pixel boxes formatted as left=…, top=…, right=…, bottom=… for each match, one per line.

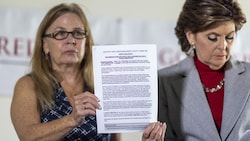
left=92, top=44, right=158, bottom=133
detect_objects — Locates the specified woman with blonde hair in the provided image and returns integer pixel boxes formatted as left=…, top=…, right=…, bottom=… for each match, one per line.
left=11, top=3, right=166, bottom=141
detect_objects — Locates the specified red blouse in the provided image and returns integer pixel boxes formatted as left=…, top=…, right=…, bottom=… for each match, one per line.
left=194, top=57, right=224, bottom=131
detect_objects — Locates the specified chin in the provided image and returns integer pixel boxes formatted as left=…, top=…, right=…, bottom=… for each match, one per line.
left=209, top=62, right=226, bottom=70
left=209, top=66, right=222, bottom=70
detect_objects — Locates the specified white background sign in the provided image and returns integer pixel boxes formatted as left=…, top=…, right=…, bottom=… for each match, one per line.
left=1, top=7, right=250, bottom=96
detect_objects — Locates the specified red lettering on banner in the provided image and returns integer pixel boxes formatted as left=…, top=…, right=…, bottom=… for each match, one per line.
left=27, top=39, right=33, bottom=56
left=0, top=36, right=10, bottom=55
left=14, top=38, right=24, bottom=56
left=0, top=36, right=34, bottom=57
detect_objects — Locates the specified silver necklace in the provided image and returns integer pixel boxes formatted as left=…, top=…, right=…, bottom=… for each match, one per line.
left=203, top=78, right=225, bottom=93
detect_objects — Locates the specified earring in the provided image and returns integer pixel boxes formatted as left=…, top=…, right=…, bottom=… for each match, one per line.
left=45, top=52, right=50, bottom=60
left=186, top=44, right=195, bottom=57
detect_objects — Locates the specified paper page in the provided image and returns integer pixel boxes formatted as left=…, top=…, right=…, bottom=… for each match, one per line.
left=92, top=44, right=158, bottom=133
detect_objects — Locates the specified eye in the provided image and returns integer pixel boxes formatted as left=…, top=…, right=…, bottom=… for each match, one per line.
left=54, top=31, right=67, bottom=38
left=72, top=30, right=87, bottom=39
left=226, top=36, right=234, bottom=41
left=208, top=35, right=218, bottom=42
left=74, top=30, right=85, bottom=36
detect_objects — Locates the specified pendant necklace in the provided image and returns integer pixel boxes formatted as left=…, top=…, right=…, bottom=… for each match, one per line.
left=203, top=78, right=225, bottom=93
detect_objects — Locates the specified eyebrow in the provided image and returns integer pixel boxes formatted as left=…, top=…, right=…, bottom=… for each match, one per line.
left=53, top=26, right=85, bottom=31
left=53, top=26, right=65, bottom=30
left=207, top=31, right=235, bottom=36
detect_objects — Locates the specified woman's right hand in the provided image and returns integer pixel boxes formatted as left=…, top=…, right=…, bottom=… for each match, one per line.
left=71, top=91, right=101, bottom=125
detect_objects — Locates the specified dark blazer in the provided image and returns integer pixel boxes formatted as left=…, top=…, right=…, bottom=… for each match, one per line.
left=158, top=57, right=250, bottom=141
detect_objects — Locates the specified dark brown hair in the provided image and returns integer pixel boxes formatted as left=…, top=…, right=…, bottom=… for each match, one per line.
left=175, top=0, right=246, bottom=53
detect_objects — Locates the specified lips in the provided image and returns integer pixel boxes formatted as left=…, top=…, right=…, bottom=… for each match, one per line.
left=64, top=49, right=78, bottom=54
left=216, top=54, right=226, bottom=57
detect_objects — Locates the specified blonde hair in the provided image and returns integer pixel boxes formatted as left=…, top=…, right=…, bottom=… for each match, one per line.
left=30, top=3, right=94, bottom=112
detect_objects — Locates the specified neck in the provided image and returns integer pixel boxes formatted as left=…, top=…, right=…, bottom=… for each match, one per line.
left=53, top=64, right=82, bottom=82
left=59, top=72, right=84, bottom=97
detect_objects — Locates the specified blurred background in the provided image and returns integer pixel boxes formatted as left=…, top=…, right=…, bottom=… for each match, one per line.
left=1, top=0, right=250, bottom=140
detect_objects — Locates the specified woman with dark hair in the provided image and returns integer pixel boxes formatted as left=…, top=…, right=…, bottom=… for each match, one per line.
left=158, top=0, right=249, bottom=140
left=10, top=3, right=166, bottom=141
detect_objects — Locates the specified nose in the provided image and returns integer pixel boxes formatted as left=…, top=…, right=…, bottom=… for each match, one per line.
left=66, top=32, right=75, bottom=39
left=217, top=38, right=227, bottom=50
left=66, top=33, right=76, bottom=45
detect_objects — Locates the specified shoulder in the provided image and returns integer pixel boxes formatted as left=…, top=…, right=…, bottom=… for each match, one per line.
left=158, top=57, right=194, bottom=78
left=14, top=75, right=34, bottom=90
left=13, top=75, right=36, bottom=101
left=227, top=58, right=250, bottom=72
left=241, top=61, right=250, bottom=67
left=10, top=75, right=40, bottom=138
left=11, top=75, right=38, bottom=118
left=240, top=61, right=250, bottom=74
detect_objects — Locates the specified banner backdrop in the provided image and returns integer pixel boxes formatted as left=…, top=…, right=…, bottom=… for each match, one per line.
left=1, top=7, right=250, bottom=96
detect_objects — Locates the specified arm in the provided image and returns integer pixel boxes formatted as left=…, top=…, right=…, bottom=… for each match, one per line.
left=10, top=76, right=77, bottom=141
left=10, top=76, right=100, bottom=141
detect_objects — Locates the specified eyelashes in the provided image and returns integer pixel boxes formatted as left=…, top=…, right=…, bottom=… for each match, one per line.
left=208, top=36, right=217, bottom=42
left=207, top=36, right=234, bottom=42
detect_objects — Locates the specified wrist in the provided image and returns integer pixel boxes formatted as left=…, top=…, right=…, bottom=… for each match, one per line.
left=66, top=114, right=81, bottom=128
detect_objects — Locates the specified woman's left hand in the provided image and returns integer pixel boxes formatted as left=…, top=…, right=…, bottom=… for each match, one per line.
left=142, top=122, right=166, bottom=141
